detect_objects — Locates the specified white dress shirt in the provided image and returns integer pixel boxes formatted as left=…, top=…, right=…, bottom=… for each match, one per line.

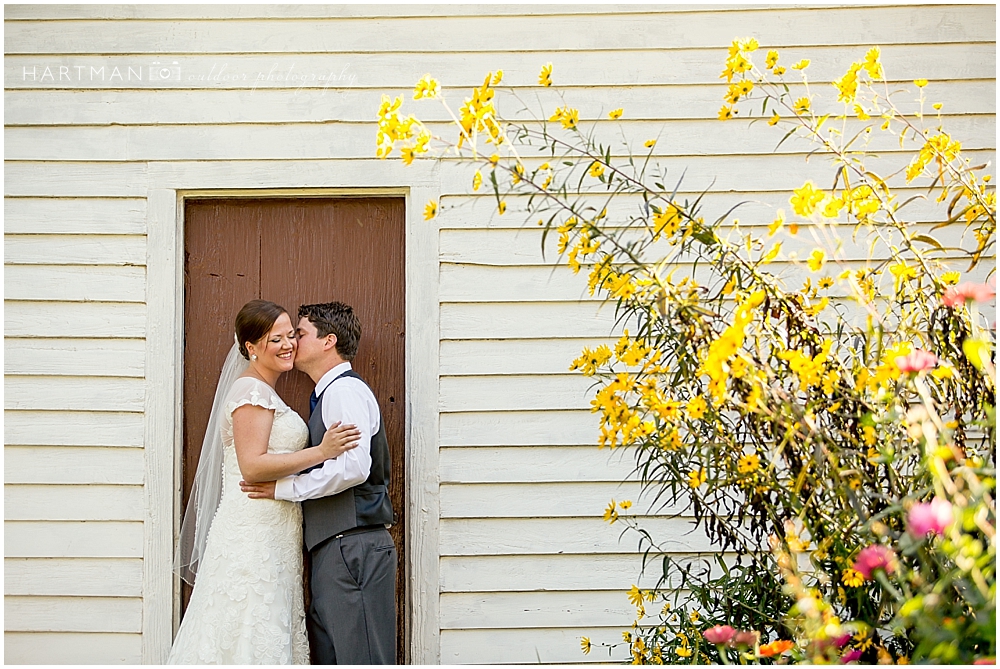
left=274, top=362, right=379, bottom=502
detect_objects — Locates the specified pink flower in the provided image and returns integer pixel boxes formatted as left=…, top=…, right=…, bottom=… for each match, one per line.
left=853, top=544, right=896, bottom=580
left=732, top=630, right=760, bottom=647
left=831, top=634, right=852, bottom=649
left=841, top=649, right=863, bottom=663
left=908, top=497, right=954, bottom=536
left=894, top=349, right=937, bottom=373
left=942, top=282, right=996, bottom=308
left=703, top=625, right=737, bottom=645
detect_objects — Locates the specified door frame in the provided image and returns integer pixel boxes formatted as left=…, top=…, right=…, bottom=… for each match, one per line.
left=143, top=160, right=441, bottom=664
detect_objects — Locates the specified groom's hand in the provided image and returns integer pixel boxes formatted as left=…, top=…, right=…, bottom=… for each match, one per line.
left=240, top=480, right=276, bottom=499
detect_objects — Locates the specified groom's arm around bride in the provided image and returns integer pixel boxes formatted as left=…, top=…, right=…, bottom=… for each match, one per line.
left=242, top=301, right=397, bottom=665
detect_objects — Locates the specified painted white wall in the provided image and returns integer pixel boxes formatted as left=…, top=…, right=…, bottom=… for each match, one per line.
left=4, top=4, right=995, bottom=664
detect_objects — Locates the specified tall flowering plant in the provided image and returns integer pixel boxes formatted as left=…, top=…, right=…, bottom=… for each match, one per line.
left=376, top=42, right=995, bottom=664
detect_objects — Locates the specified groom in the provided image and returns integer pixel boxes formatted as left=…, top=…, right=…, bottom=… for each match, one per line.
left=241, top=301, right=396, bottom=664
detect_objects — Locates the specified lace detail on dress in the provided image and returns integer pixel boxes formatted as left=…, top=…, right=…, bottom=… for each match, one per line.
left=167, top=378, right=310, bottom=665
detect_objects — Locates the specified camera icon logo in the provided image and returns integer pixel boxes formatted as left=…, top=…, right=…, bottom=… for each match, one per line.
left=149, top=61, right=181, bottom=82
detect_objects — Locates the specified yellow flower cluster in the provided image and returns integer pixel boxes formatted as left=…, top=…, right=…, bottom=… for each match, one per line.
left=905, top=132, right=962, bottom=183
left=699, top=290, right=764, bottom=404
left=570, top=343, right=613, bottom=376
left=776, top=339, right=838, bottom=394
left=652, top=204, right=684, bottom=239
left=550, top=105, right=580, bottom=130
left=457, top=72, right=504, bottom=148
left=376, top=94, right=427, bottom=160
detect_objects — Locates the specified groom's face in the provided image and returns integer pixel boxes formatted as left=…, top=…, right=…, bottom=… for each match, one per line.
left=293, top=316, right=325, bottom=371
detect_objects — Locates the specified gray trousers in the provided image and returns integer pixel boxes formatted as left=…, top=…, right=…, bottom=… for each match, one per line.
left=308, top=527, right=397, bottom=665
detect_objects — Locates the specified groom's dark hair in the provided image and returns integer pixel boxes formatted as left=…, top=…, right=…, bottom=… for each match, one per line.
left=298, top=301, right=361, bottom=361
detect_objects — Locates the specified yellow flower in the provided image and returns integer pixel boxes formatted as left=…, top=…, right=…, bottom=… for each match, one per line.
left=818, top=276, right=834, bottom=289
left=689, top=610, right=701, bottom=623
left=772, top=65, right=786, bottom=76
left=676, top=646, right=692, bottom=658
left=413, top=74, right=440, bottom=100
left=423, top=200, right=438, bottom=220
left=687, top=396, right=707, bottom=420
left=539, top=62, right=553, bottom=86
left=740, top=37, right=759, bottom=52
left=807, top=249, right=826, bottom=272
left=644, top=139, right=657, bottom=148
left=589, top=161, right=606, bottom=178
left=737, top=453, right=760, bottom=474
left=492, top=69, right=504, bottom=85
left=765, top=50, right=779, bottom=69
left=581, top=637, right=592, bottom=655
left=550, top=105, right=579, bottom=130
left=863, top=47, right=884, bottom=80
left=932, top=102, right=943, bottom=110
left=497, top=200, right=507, bottom=215
left=853, top=103, right=871, bottom=121
left=793, top=96, right=811, bottom=115
left=914, top=78, right=928, bottom=88
left=842, top=569, right=865, bottom=587
left=768, top=210, right=785, bottom=236
left=790, top=181, right=824, bottom=216
left=718, top=105, right=736, bottom=121
left=791, top=59, right=810, bottom=70
left=940, top=271, right=961, bottom=285
left=472, top=170, right=482, bottom=191
left=619, top=500, right=633, bottom=511
left=603, top=499, right=619, bottom=523
left=400, top=145, right=415, bottom=166
left=822, top=197, right=844, bottom=218
left=768, top=113, right=780, bottom=126
left=788, top=223, right=799, bottom=235
left=627, top=584, right=644, bottom=607
left=609, top=108, right=623, bottom=119
left=687, top=468, right=707, bottom=489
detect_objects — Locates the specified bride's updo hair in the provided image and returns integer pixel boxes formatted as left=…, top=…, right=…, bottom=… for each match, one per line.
left=235, top=300, right=288, bottom=360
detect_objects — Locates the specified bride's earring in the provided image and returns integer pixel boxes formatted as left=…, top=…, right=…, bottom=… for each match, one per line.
left=251, top=354, right=258, bottom=361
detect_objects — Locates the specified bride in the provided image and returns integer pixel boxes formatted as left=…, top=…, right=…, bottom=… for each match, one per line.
left=168, top=299, right=360, bottom=664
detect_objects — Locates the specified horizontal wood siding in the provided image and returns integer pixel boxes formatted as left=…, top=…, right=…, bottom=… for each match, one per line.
left=4, top=4, right=994, bottom=664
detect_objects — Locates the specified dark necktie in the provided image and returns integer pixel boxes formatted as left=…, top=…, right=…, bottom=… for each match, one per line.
left=309, top=390, right=319, bottom=414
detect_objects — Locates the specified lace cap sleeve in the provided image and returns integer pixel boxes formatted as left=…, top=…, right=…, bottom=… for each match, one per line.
left=226, top=377, right=287, bottom=416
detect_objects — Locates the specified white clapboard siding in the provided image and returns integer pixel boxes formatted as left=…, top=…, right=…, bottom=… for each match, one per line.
left=440, top=482, right=679, bottom=518
left=3, top=162, right=149, bottom=197
left=440, top=517, right=715, bottom=556
left=4, top=521, right=144, bottom=558
left=5, top=485, right=144, bottom=521
left=441, top=626, right=631, bottom=664
left=440, top=553, right=721, bottom=592
left=4, top=235, right=146, bottom=265
left=436, top=187, right=991, bottom=230
left=4, top=301, right=146, bottom=338
left=5, top=558, right=143, bottom=597
left=4, top=265, right=146, bottom=302
left=4, top=446, right=144, bottom=485
left=5, top=339, right=145, bottom=377
left=3, top=197, right=147, bottom=234
left=3, top=4, right=994, bottom=665
left=4, top=632, right=142, bottom=665
left=441, top=410, right=601, bottom=447
left=440, top=375, right=595, bottom=413
left=4, top=43, right=996, bottom=93
left=6, top=79, right=995, bottom=126
left=4, top=596, right=142, bottom=633
left=4, top=376, right=145, bottom=412
left=5, top=114, right=995, bottom=162
left=5, top=411, right=144, bottom=447
left=440, top=446, right=639, bottom=483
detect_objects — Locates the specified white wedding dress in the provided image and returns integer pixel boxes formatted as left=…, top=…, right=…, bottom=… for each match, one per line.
left=168, top=377, right=310, bottom=664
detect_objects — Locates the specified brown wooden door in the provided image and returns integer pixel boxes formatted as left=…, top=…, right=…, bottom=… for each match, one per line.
left=183, top=197, right=406, bottom=661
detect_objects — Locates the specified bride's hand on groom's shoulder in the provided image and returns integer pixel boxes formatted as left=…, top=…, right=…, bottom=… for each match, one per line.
left=240, top=479, right=276, bottom=499
left=320, top=421, right=361, bottom=460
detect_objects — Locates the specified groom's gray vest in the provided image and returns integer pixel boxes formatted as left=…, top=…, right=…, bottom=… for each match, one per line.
left=302, top=370, right=394, bottom=551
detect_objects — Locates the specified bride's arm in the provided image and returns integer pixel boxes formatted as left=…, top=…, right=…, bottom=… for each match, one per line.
left=232, top=405, right=360, bottom=484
